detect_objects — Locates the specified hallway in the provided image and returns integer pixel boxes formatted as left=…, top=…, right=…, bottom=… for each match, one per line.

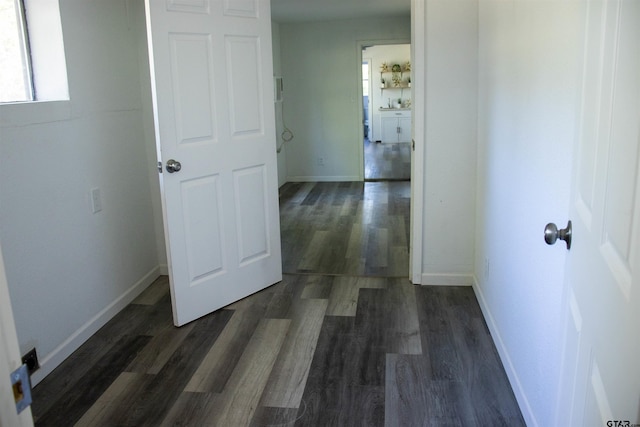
left=31, top=182, right=524, bottom=426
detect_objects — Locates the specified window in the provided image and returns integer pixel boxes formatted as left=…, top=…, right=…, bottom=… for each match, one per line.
left=362, top=62, right=369, bottom=97
left=0, top=0, right=33, bottom=102
left=0, top=0, right=68, bottom=104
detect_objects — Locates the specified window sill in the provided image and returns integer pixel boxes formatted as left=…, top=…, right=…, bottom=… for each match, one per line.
left=0, top=100, right=72, bottom=128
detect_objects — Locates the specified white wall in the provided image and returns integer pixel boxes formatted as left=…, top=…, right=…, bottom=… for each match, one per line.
left=363, top=44, right=411, bottom=142
left=0, top=0, right=162, bottom=384
left=279, top=17, right=410, bottom=182
left=420, top=0, right=478, bottom=284
left=475, top=2, right=584, bottom=425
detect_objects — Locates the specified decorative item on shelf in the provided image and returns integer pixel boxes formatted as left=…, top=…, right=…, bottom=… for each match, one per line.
left=379, top=63, right=389, bottom=92
left=395, top=98, right=402, bottom=109
left=391, top=63, right=402, bottom=87
left=379, top=60, right=411, bottom=93
left=392, top=73, right=402, bottom=87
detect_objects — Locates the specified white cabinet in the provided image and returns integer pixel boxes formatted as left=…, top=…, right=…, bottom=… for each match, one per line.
left=380, top=109, right=411, bottom=143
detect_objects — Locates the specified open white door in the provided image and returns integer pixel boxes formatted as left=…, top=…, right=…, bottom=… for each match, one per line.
left=558, top=0, right=640, bottom=424
left=145, top=0, right=282, bottom=326
left=0, top=241, right=34, bottom=427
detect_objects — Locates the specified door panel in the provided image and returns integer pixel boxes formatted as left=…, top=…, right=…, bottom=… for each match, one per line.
left=167, top=0, right=210, bottom=14
left=170, top=34, right=216, bottom=144
left=560, top=0, right=640, bottom=424
left=182, top=175, right=224, bottom=282
left=224, top=0, right=258, bottom=18
left=227, top=36, right=263, bottom=135
left=146, top=0, right=282, bottom=326
left=599, top=0, right=639, bottom=298
left=233, top=165, right=270, bottom=264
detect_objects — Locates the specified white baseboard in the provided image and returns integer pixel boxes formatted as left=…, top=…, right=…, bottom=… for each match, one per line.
left=158, top=263, right=169, bottom=275
left=30, top=266, right=163, bottom=386
left=471, top=275, right=537, bottom=427
left=286, top=175, right=360, bottom=182
left=419, top=273, right=474, bottom=286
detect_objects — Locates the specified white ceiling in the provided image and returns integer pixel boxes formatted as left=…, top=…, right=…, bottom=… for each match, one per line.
left=270, top=0, right=411, bottom=23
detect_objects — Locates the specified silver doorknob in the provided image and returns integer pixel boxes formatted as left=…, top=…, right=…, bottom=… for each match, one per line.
left=165, top=159, right=181, bottom=173
left=544, top=220, right=572, bottom=250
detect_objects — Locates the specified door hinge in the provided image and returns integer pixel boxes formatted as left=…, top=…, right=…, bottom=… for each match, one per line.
left=412, top=139, right=415, bottom=151
left=157, top=161, right=163, bottom=173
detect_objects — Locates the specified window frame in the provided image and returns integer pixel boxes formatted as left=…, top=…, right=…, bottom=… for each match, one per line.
left=15, top=0, right=35, bottom=101
left=1, top=0, right=69, bottom=105
left=1, top=0, right=35, bottom=103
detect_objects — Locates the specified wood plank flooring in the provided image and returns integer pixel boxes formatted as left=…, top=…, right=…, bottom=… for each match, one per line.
left=364, top=138, right=411, bottom=181
left=280, top=181, right=410, bottom=277
left=32, top=182, right=525, bottom=426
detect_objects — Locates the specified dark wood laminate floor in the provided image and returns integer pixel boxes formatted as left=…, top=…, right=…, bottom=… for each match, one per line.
left=32, top=182, right=525, bottom=426
left=280, top=181, right=410, bottom=277
left=364, top=138, right=411, bottom=181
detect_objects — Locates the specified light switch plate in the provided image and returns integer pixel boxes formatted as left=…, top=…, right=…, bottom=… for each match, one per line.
left=91, top=187, right=102, bottom=213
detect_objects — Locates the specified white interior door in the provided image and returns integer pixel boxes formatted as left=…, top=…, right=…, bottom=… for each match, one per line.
left=0, top=241, right=33, bottom=427
left=558, top=0, right=640, bottom=424
left=145, top=0, right=282, bottom=326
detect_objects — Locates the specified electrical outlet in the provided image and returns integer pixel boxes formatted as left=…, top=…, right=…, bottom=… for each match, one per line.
left=317, top=157, right=324, bottom=166
left=21, top=348, right=39, bottom=375
left=91, top=187, right=102, bottom=213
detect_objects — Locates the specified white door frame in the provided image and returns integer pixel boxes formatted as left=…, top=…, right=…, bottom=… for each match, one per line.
left=410, top=0, right=424, bottom=284
left=356, top=39, right=411, bottom=181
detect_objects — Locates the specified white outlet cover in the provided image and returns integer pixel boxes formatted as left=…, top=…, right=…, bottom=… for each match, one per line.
left=91, top=188, right=102, bottom=213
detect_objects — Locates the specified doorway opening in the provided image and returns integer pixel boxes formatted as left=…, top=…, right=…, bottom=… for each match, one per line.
left=361, top=44, right=411, bottom=182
